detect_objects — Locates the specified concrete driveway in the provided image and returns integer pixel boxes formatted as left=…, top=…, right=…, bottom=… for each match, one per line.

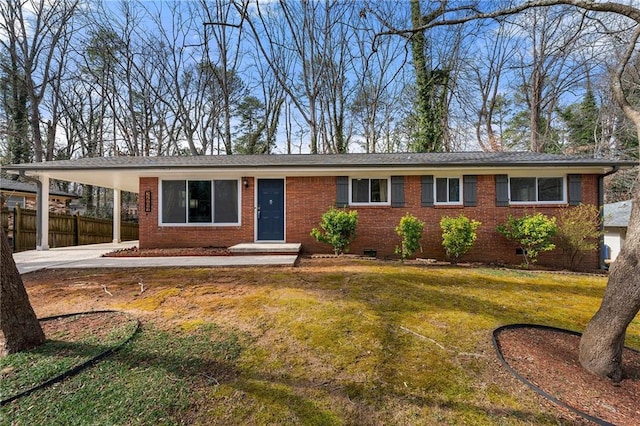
left=12, top=241, right=298, bottom=274
left=12, top=241, right=138, bottom=274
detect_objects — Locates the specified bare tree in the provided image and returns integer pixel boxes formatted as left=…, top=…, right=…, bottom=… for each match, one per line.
left=238, top=0, right=357, bottom=154
left=0, top=0, right=80, bottom=162
left=467, top=21, right=520, bottom=151
left=243, top=45, right=285, bottom=154
left=510, top=7, right=594, bottom=152
left=147, top=1, right=207, bottom=156
left=576, top=5, right=640, bottom=381
left=202, top=0, right=246, bottom=155
left=351, top=2, right=409, bottom=153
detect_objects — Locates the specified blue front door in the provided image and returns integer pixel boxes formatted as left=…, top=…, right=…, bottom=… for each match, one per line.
left=257, top=179, right=285, bottom=241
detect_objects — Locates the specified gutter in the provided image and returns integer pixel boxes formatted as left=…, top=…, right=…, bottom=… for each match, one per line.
left=599, top=165, right=620, bottom=270
left=3, top=161, right=636, bottom=171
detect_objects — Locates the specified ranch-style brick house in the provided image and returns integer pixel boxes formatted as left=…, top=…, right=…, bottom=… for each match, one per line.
left=4, top=152, right=637, bottom=270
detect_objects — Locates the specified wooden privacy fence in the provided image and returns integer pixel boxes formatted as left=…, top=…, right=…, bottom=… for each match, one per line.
left=1, top=206, right=138, bottom=252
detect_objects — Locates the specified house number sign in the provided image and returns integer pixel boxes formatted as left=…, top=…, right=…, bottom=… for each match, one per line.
left=144, top=190, right=152, bottom=212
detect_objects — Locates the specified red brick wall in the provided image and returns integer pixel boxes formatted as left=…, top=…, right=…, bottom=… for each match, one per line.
left=138, top=174, right=601, bottom=270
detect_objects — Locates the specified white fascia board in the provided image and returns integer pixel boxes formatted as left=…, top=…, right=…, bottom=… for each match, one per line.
left=149, top=164, right=618, bottom=177
left=12, top=164, right=619, bottom=195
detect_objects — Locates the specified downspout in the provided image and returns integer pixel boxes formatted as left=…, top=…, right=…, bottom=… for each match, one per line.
left=18, top=171, right=44, bottom=249
left=599, top=165, right=619, bottom=270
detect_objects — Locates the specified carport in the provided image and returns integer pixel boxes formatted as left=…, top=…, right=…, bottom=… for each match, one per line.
left=3, top=160, right=142, bottom=250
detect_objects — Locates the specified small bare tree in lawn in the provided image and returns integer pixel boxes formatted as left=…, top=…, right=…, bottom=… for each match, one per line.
left=1, top=227, right=45, bottom=356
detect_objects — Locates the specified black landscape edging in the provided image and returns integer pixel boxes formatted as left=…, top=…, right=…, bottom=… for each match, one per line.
left=1, top=310, right=139, bottom=407
left=492, top=323, right=640, bottom=426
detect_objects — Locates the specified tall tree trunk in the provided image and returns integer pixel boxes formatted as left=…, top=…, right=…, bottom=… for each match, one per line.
left=1, top=227, right=45, bottom=356
left=579, top=188, right=640, bottom=382
left=410, top=0, right=431, bottom=152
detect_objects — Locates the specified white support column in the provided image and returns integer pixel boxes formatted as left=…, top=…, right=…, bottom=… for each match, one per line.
left=37, top=175, right=50, bottom=250
left=113, top=188, right=121, bottom=243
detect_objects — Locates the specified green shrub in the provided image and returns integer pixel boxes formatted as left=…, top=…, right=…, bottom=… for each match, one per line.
left=395, top=213, right=425, bottom=260
left=310, top=207, right=358, bottom=255
left=555, top=204, right=602, bottom=270
left=496, top=213, right=557, bottom=268
left=440, top=215, right=481, bottom=264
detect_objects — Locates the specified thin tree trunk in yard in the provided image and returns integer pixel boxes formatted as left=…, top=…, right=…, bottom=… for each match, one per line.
left=579, top=189, right=640, bottom=382
left=1, top=227, right=45, bottom=356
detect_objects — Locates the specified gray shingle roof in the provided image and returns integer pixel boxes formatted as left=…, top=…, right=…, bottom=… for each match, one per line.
left=2, top=152, right=636, bottom=171
left=0, top=178, right=78, bottom=198
left=604, top=200, right=633, bottom=228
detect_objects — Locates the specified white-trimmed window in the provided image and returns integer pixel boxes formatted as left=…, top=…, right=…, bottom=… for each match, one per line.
left=350, top=178, right=389, bottom=205
left=509, top=177, right=564, bottom=203
left=435, top=177, right=462, bottom=204
left=160, top=179, right=239, bottom=225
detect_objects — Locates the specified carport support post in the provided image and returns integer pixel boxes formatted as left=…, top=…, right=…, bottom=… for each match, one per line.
left=37, top=175, right=50, bottom=250
left=112, top=188, right=121, bottom=243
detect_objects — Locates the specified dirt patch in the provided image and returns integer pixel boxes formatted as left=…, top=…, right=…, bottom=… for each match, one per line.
left=497, top=326, right=640, bottom=425
left=103, top=246, right=231, bottom=257
left=42, top=311, right=133, bottom=342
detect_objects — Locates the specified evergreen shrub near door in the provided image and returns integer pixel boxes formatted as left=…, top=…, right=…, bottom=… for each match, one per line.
left=310, top=207, right=358, bottom=255
left=440, top=215, right=481, bottom=264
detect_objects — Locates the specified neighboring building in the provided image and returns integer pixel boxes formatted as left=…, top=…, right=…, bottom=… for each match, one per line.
left=0, top=178, right=78, bottom=214
left=3, top=152, right=637, bottom=270
left=604, top=200, right=633, bottom=263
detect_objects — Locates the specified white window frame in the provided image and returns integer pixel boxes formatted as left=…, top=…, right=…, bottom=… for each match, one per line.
left=349, top=177, right=391, bottom=206
left=433, top=176, right=463, bottom=205
left=508, top=176, right=566, bottom=205
left=158, top=178, right=241, bottom=226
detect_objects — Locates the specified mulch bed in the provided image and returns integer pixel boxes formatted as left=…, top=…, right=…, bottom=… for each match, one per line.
left=103, top=247, right=231, bottom=257
left=496, top=326, right=640, bottom=425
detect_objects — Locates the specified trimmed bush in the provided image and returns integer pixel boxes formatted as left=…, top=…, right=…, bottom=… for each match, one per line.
left=440, top=215, right=481, bottom=264
left=496, top=213, right=557, bottom=268
left=555, top=204, right=602, bottom=270
left=395, top=213, right=425, bottom=261
left=310, top=207, right=358, bottom=255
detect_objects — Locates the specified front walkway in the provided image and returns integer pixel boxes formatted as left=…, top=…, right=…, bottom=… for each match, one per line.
left=13, top=241, right=298, bottom=274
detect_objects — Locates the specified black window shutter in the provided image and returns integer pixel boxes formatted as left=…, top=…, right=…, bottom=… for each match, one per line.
left=568, top=174, right=582, bottom=206
left=463, top=175, right=478, bottom=207
left=336, top=176, right=349, bottom=207
left=421, top=175, right=434, bottom=207
left=496, top=174, right=509, bottom=207
left=391, top=176, right=405, bottom=207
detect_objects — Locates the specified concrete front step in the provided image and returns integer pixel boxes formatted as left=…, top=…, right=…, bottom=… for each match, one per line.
left=228, top=243, right=302, bottom=255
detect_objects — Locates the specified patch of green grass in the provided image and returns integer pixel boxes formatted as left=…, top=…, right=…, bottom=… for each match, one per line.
left=1, top=323, right=246, bottom=425
left=0, top=312, right=137, bottom=402
left=4, top=263, right=638, bottom=425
